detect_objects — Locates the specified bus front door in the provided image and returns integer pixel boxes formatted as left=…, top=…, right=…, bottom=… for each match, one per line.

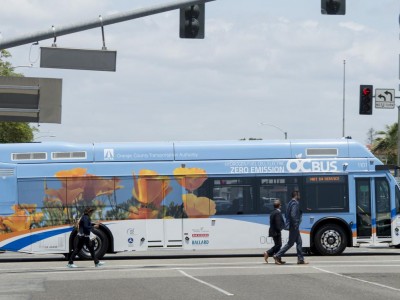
left=355, top=177, right=391, bottom=245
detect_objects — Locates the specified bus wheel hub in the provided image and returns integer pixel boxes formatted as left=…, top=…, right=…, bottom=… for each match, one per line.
left=322, top=230, right=341, bottom=249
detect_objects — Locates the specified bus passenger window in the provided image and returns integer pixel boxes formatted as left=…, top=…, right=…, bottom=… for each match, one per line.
left=258, top=177, right=299, bottom=214
left=212, top=178, right=254, bottom=215
left=304, top=176, right=348, bottom=212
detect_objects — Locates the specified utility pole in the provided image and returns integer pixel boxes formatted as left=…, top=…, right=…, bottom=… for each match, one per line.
left=342, top=59, right=346, bottom=137
left=397, top=106, right=400, bottom=167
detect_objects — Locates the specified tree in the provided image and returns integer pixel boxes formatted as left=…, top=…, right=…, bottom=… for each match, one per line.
left=0, top=123, right=37, bottom=143
left=371, top=123, right=398, bottom=165
left=366, top=127, right=376, bottom=145
left=0, top=50, right=36, bottom=143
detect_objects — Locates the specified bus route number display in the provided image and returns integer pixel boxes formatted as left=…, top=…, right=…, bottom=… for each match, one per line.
left=306, top=176, right=344, bottom=184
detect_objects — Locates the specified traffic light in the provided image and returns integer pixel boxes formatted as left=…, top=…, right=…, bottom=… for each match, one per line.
left=359, top=85, right=373, bottom=115
left=179, top=4, right=205, bottom=39
left=321, top=0, right=346, bottom=15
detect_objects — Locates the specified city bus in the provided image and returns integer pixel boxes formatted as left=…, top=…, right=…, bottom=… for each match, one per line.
left=0, top=138, right=399, bottom=259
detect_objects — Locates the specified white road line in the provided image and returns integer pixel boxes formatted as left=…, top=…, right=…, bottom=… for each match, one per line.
left=3, top=259, right=400, bottom=273
left=4, top=262, right=400, bottom=273
left=178, top=270, right=234, bottom=296
left=313, top=266, right=400, bottom=292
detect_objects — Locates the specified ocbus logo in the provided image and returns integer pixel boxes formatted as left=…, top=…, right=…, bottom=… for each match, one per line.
left=286, top=159, right=337, bottom=173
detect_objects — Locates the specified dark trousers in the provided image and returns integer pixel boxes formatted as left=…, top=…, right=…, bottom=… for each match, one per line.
left=68, top=236, right=99, bottom=265
left=275, top=228, right=304, bottom=261
left=267, top=233, right=282, bottom=256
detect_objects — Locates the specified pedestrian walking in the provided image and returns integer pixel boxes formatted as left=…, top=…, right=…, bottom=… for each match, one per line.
left=67, top=207, right=105, bottom=268
left=273, top=191, right=308, bottom=265
left=264, top=199, right=285, bottom=263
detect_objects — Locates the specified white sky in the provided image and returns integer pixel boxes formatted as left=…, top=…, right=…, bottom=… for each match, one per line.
left=0, top=0, right=399, bottom=144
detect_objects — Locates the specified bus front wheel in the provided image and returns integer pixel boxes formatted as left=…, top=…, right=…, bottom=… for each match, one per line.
left=74, top=228, right=109, bottom=260
left=314, top=224, right=347, bottom=255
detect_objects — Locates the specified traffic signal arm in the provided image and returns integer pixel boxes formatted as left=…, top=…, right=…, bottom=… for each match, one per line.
left=0, top=0, right=215, bottom=50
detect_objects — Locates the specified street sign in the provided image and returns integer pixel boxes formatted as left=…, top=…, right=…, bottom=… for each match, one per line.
left=375, top=89, right=395, bottom=109
left=0, top=76, right=62, bottom=123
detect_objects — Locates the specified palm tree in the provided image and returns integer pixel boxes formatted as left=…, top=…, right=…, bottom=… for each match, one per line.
left=372, top=123, right=398, bottom=164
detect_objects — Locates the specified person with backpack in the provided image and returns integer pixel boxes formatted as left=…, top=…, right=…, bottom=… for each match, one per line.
left=273, top=191, right=308, bottom=265
left=264, top=199, right=285, bottom=263
left=67, top=207, right=105, bottom=268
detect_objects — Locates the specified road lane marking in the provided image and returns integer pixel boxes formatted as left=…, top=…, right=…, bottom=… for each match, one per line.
left=313, top=266, right=400, bottom=292
left=3, top=262, right=400, bottom=272
left=4, top=260, right=400, bottom=274
left=178, top=270, right=234, bottom=296
left=3, top=258, right=400, bottom=271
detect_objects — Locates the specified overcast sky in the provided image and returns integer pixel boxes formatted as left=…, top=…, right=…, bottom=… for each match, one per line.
left=0, top=0, right=398, bottom=144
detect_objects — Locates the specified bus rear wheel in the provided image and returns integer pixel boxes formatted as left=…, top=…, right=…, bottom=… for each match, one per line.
left=74, top=228, right=109, bottom=260
left=314, top=224, right=347, bottom=255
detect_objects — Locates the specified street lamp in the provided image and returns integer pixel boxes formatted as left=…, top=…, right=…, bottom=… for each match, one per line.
left=10, top=64, right=34, bottom=70
left=34, top=133, right=56, bottom=141
left=259, top=123, right=288, bottom=139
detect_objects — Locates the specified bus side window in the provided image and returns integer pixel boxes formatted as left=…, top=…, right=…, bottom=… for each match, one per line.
left=303, top=176, right=348, bottom=212
left=211, top=178, right=254, bottom=215
left=258, top=177, right=299, bottom=214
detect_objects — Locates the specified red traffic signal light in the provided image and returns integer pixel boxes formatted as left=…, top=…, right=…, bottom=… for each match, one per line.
left=362, top=87, right=371, bottom=96
left=359, top=85, right=373, bottom=115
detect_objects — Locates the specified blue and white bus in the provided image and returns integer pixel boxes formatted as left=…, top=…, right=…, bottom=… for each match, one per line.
left=0, top=138, right=398, bottom=258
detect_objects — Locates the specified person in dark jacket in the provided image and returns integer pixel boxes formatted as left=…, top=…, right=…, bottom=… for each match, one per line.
left=67, top=207, right=105, bottom=268
left=273, top=191, right=308, bottom=265
left=264, top=200, right=285, bottom=263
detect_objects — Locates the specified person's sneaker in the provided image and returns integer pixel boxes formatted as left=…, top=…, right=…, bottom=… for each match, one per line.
left=95, top=261, right=106, bottom=267
left=264, top=252, right=269, bottom=263
left=67, top=263, right=78, bottom=268
left=273, top=255, right=282, bottom=265
left=297, top=260, right=309, bottom=265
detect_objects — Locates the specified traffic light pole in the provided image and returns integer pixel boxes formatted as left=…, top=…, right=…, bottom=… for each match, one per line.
left=395, top=96, right=400, bottom=167
left=398, top=105, right=400, bottom=167
left=342, top=60, right=346, bottom=137
left=0, top=0, right=215, bottom=50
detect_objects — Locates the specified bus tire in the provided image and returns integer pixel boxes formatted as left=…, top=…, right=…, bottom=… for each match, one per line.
left=309, top=245, right=320, bottom=255
left=314, top=224, right=347, bottom=255
left=74, top=228, right=109, bottom=260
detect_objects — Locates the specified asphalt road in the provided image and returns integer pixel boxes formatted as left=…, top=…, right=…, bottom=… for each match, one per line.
left=1, top=247, right=400, bottom=300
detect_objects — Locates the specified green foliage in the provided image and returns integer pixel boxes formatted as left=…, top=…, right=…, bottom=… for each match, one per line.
left=371, top=123, right=398, bottom=165
left=0, top=50, right=37, bottom=143
left=0, top=122, right=36, bottom=143
left=0, top=50, right=23, bottom=77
